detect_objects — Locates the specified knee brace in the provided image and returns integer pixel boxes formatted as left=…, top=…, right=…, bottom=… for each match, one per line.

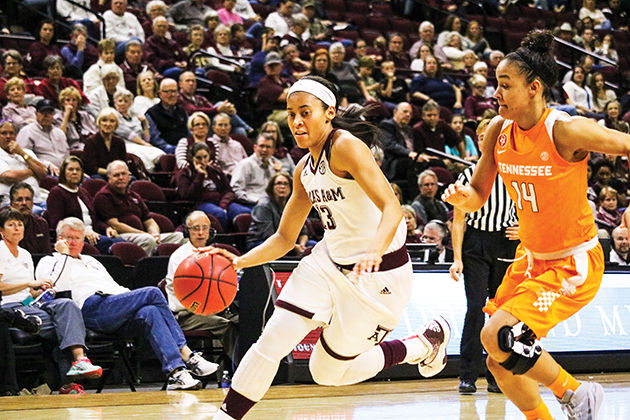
left=497, top=322, right=542, bottom=375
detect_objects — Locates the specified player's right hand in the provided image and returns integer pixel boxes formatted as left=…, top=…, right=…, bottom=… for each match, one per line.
left=441, top=181, right=471, bottom=207
left=198, top=246, right=241, bottom=269
left=449, top=259, right=463, bottom=282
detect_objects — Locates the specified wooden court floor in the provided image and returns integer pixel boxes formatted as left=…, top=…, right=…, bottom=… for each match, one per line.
left=1, top=373, right=629, bottom=419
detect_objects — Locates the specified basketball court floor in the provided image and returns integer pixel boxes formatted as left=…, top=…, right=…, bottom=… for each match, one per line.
left=1, top=373, right=629, bottom=419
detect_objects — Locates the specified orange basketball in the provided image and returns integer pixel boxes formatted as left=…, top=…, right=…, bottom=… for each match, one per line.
left=173, top=253, right=238, bottom=315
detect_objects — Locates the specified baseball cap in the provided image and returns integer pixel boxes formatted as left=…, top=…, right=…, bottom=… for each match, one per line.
left=36, top=99, right=55, bottom=113
left=303, top=0, right=316, bottom=8
left=265, top=52, right=283, bottom=66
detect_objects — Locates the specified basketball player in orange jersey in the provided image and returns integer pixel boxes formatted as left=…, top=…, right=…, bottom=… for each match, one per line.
left=443, top=30, right=630, bottom=420
left=210, top=76, right=450, bottom=420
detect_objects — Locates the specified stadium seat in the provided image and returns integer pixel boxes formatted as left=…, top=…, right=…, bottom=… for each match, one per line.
left=156, top=242, right=182, bottom=256
left=149, top=212, right=177, bottom=233
left=82, top=178, right=107, bottom=198
left=111, top=242, right=147, bottom=266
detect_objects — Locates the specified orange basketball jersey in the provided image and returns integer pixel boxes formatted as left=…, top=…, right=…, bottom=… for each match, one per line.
left=494, top=108, right=597, bottom=254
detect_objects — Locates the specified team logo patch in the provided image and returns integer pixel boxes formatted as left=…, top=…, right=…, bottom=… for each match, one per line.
left=318, top=160, right=326, bottom=174
left=497, top=133, right=508, bottom=148
left=540, top=151, right=549, bottom=161
left=532, top=288, right=560, bottom=312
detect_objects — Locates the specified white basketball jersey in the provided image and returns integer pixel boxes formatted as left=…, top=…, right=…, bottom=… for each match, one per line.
left=301, top=129, right=406, bottom=265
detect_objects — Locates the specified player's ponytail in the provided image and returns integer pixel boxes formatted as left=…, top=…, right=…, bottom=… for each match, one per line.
left=505, top=30, right=558, bottom=101
left=299, top=75, right=382, bottom=149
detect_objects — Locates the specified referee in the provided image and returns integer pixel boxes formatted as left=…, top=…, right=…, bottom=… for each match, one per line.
left=449, top=119, right=519, bottom=394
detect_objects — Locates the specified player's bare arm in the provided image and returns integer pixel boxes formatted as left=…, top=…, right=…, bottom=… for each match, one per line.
left=443, top=116, right=502, bottom=212
left=331, top=131, right=403, bottom=273
left=554, top=117, right=630, bottom=162
left=449, top=208, right=465, bottom=282
left=232, top=157, right=313, bottom=270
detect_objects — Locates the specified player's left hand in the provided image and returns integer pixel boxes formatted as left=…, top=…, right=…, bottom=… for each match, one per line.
left=353, top=252, right=382, bottom=274
left=197, top=246, right=242, bottom=269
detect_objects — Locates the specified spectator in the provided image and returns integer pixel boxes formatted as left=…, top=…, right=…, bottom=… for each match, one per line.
left=308, top=49, right=341, bottom=90
left=9, top=182, right=52, bottom=254
left=256, top=52, right=294, bottom=128
left=145, top=16, right=188, bottom=79
left=578, top=27, right=598, bottom=53
left=563, top=65, right=600, bottom=117
left=165, top=210, right=239, bottom=364
left=461, top=50, right=478, bottom=75
left=596, top=186, right=622, bottom=236
left=60, top=23, right=99, bottom=75
left=56, top=0, right=100, bottom=40
left=175, top=112, right=217, bottom=169
left=609, top=225, right=629, bottom=264
left=37, top=217, right=218, bottom=390
left=590, top=71, right=617, bottom=113
left=177, top=71, right=251, bottom=137
left=472, top=61, right=496, bottom=98
left=146, top=78, right=189, bottom=154
left=120, top=41, right=161, bottom=94
left=176, top=142, right=249, bottom=230
left=442, top=32, right=468, bottom=71
left=231, top=133, right=283, bottom=206
left=83, top=108, right=127, bottom=178
left=25, top=20, right=62, bottom=78
left=329, top=42, right=369, bottom=105
left=247, top=29, right=282, bottom=87
left=437, top=15, right=466, bottom=48
left=46, top=155, right=125, bottom=254
left=55, top=86, right=97, bottom=151
left=464, top=20, right=490, bottom=58
left=412, top=100, right=463, bottom=161
left=282, top=43, right=310, bottom=80
left=83, top=39, right=125, bottom=95
left=185, top=24, right=213, bottom=73
left=594, top=34, right=618, bottom=64
left=234, top=0, right=260, bottom=22
left=402, top=204, right=423, bottom=243
left=35, top=56, right=89, bottom=109
left=260, top=120, right=295, bottom=172
left=169, top=0, right=215, bottom=28
left=0, top=121, right=47, bottom=210
left=247, top=171, right=315, bottom=253
left=209, top=113, right=247, bottom=175
left=142, top=0, right=172, bottom=39
left=598, top=100, right=629, bottom=133
left=217, top=0, right=243, bottom=26
left=379, top=102, right=419, bottom=184
left=0, top=50, right=37, bottom=106
left=349, top=39, right=371, bottom=70
left=602, top=0, right=629, bottom=30
left=421, top=219, right=453, bottom=263
left=281, top=14, right=311, bottom=59
left=132, top=70, right=161, bottom=116
left=114, top=89, right=164, bottom=171
left=207, top=24, right=246, bottom=74
left=302, top=0, right=328, bottom=43
left=202, top=10, right=221, bottom=48
left=410, top=55, right=462, bottom=110
left=2, top=77, right=37, bottom=131
left=590, top=160, right=614, bottom=198
left=384, top=33, right=410, bottom=70
left=409, top=21, right=449, bottom=69
left=412, top=169, right=449, bottom=223
left=579, top=0, right=611, bottom=29
left=103, top=0, right=145, bottom=56
left=447, top=114, right=478, bottom=163
left=378, top=60, right=409, bottom=110
left=0, top=208, right=102, bottom=392
left=487, top=50, right=504, bottom=77
left=264, top=0, right=295, bottom=37
left=464, top=74, right=497, bottom=122
left=16, top=99, right=69, bottom=176
left=410, top=43, right=433, bottom=73
left=87, top=64, right=124, bottom=113
left=93, top=160, right=185, bottom=255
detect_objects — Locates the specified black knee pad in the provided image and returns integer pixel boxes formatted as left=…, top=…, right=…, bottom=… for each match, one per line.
left=497, top=322, right=542, bottom=375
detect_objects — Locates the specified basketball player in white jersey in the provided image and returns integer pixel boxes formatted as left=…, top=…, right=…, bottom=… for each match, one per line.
left=211, top=76, right=451, bottom=420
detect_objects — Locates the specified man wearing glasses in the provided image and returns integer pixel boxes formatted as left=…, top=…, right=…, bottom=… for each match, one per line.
left=165, top=210, right=239, bottom=366
left=146, top=78, right=189, bottom=154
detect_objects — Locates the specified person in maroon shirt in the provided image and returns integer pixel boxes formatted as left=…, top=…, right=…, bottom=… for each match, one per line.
left=25, top=20, right=64, bottom=78
left=83, top=108, right=127, bottom=178
left=119, top=40, right=162, bottom=93
left=255, top=52, right=293, bottom=127
left=35, top=56, right=89, bottom=109
left=464, top=74, right=497, bottom=122
left=384, top=33, right=410, bottom=72
left=8, top=182, right=52, bottom=255
left=0, top=50, right=37, bottom=106
left=144, top=16, right=188, bottom=79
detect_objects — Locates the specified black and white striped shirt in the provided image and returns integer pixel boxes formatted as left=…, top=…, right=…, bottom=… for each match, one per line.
left=458, top=165, right=517, bottom=232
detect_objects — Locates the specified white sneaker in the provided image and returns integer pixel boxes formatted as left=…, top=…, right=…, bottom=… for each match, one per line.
left=167, top=369, right=202, bottom=390
left=557, top=382, right=604, bottom=420
left=186, top=352, right=219, bottom=377
left=404, top=315, right=451, bottom=377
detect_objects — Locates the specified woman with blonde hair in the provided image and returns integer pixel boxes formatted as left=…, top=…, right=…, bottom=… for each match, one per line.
left=56, top=86, right=97, bottom=150
left=175, top=112, right=217, bottom=169
left=1, top=77, right=36, bottom=130
left=82, top=108, right=127, bottom=178
left=131, top=70, right=160, bottom=116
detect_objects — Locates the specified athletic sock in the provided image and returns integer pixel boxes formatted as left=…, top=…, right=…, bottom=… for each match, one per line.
left=522, top=400, right=553, bottom=420
left=217, top=388, right=256, bottom=420
left=546, top=367, right=581, bottom=399
left=378, top=340, right=407, bottom=369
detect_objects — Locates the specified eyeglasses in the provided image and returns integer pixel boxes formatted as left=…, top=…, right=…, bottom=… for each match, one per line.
left=274, top=181, right=290, bottom=186
left=61, top=234, right=83, bottom=242
left=187, top=225, right=211, bottom=232
left=160, top=89, right=178, bottom=94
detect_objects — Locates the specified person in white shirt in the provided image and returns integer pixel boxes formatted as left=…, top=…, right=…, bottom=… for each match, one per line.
left=264, top=0, right=295, bottom=37
left=165, top=211, right=238, bottom=363
left=36, top=217, right=220, bottom=390
left=609, top=225, right=630, bottom=264
left=83, top=39, right=125, bottom=95
left=103, top=0, right=145, bottom=57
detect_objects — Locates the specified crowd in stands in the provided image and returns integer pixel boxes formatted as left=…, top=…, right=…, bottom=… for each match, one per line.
left=2, top=0, right=630, bottom=395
